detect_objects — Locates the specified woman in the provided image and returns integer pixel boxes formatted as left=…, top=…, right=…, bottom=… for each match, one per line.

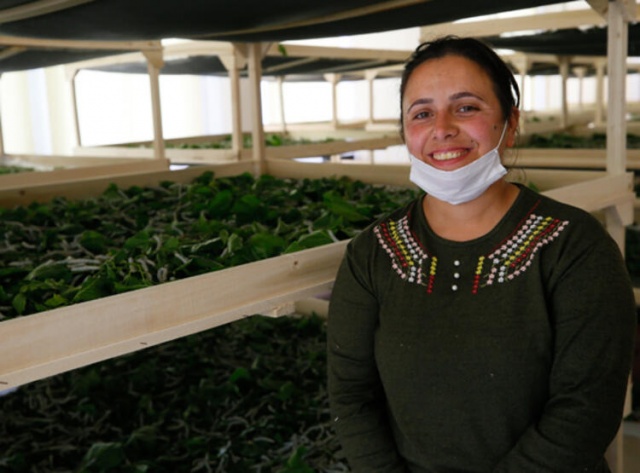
left=327, top=36, right=636, bottom=473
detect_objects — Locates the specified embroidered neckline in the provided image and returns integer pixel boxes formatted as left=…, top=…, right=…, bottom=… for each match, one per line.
left=374, top=200, right=569, bottom=294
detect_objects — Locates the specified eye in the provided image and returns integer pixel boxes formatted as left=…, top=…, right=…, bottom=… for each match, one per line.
left=457, top=104, right=479, bottom=114
left=412, top=110, right=432, bottom=120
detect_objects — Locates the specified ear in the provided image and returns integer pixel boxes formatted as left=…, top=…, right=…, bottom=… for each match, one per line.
left=505, top=107, right=520, bottom=148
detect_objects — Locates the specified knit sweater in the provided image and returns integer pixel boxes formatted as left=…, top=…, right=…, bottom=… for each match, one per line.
left=327, top=184, right=636, bottom=473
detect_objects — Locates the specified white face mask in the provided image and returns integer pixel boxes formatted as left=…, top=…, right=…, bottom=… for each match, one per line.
left=409, top=123, right=509, bottom=205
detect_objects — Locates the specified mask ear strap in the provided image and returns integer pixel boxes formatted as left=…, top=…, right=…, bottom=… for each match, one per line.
left=496, top=121, right=509, bottom=148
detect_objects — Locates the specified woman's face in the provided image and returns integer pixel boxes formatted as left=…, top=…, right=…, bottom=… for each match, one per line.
left=402, top=54, right=517, bottom=171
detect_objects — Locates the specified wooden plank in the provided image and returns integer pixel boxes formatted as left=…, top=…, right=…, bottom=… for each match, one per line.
left=266, top=158, right=412, bottom=187
left=4, top=153, right=159, bottom=168
left=0, top=161, right=254, bottom=207
left=421, top=5, right=640, bottom=38
left=542, top=173, right=634, bottom=215
left=0, top=240, right=348, bottom=389
left=607, top=1, right=630, bottom=176
left=0, top=159, right=170, bottom=190
left=0, top=35, right=161, bottom=52
left=510, top=148, right=640, bottom=170
left=264, top=136, right=402, bottom=160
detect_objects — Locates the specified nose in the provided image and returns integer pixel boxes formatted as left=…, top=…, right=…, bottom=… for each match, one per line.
left=432, top=112, right=458, bottom=140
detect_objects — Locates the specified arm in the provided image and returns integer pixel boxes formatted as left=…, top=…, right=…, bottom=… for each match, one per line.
left=493, top=235, right=636, bottom=473
left=327, top=245, right=408, bottom=473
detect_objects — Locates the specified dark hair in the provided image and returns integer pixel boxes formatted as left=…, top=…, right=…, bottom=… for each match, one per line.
left=399, top=36, right=520, bottom=140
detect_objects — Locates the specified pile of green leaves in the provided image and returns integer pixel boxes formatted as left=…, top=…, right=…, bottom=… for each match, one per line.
left=168, top=134, right=335, bottom=150
left=523, top=132, right=640, bottom=149
left=0, top=171, right=417, bottom=319
left=0, top=314, right=346, bottom=472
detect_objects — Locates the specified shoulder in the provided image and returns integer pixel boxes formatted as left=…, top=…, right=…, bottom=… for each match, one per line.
left=348, top=198, right=421, bottom=249
left=517, top=184, right=612, bottom=243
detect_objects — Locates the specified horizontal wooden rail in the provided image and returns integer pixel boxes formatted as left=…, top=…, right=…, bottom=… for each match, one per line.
left=0, top=161, right=254, bottom=207
left=0, top=240, right=348, bottom=389
left=0, top=158, right=170, bottom=189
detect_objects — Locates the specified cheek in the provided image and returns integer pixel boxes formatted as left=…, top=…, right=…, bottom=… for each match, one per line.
left=403, top=123, right=427, bottom=149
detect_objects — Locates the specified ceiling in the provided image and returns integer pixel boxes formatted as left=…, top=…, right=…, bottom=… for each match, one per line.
left=0, top=0, right=574, bottom=73
left=0, top=1, right=637, bottom=79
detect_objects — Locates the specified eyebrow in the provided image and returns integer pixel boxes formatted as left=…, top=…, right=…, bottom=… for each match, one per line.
left=406, top=91, right=485, bottom=113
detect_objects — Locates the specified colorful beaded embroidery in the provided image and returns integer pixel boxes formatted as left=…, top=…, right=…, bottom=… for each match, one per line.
left=482, top=213, right=569, bottom=289
left=374, top=202, right=569, bottom=294
left=374, top=212, right=436, bottom=292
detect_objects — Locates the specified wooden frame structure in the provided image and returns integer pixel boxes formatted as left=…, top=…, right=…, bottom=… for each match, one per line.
left=0, top=1, right=637, bottom=471
left=59, top=40, right=408, bottom=167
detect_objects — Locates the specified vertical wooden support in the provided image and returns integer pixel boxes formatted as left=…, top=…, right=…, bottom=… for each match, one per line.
left=606, top=1, right=629, bottom=177
left=324, top=73, right=341, bottom=129
left=595, top=59, right=606, bottom=126
left=510, top=55, right=529, bottom=134
left=248, top=42, right=265, bottom=175
left=365, top=70, right=378, bottom=126
left=277, top=76, right=287, bottom=133
left=558, top=56, right=570, bottom=130
left=221, top=44, right=247, bottom=159
left=600, top=3, right=635, bottom=472
left=143, top=50, right=165, bottom=161
left=65, top=67, right=81, bottom=148
left=573, top=66, right=587, bottom=109
left=0, top=74, right=4, bottom=158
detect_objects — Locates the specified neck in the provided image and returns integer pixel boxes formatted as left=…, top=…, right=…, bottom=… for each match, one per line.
left=422, top=179, right=520, bottom=242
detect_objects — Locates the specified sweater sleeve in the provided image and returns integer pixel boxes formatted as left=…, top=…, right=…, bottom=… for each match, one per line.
left=327, top=240, right=409, bottom=473
left=493, top=230, right=637, bottom=473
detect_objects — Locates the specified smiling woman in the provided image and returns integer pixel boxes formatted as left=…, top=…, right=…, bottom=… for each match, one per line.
left=327, top=35, right=636, bottom=473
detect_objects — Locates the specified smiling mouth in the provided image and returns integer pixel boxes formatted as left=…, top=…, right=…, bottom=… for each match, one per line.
left=431, top=150, right=466, bottom=161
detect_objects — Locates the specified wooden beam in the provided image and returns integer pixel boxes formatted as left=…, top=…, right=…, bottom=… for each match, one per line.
left=588, top=0, right=637, bottom=21
left=0, top=159, right=170, bottom=190
left=0, top=240, right=348, bottom=389
left=0, top=36, right=161, bottom=52
left=422, top=5, right=640, bottom=38
left=248, top=42, right=266, bottom=174
left=143, top=50, right=165, bottom=161
left=542, top=173, right=634, bottom=215
left=266, top=43, right=409, bottom=62
left=0, top=162, right=254, bottom=207
left=606, top=0, right=630, bottom=176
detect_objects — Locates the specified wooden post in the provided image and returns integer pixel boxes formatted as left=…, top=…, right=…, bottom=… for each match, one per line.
left=248, top=42, right=266, bottom=175
left=606, top=0, right=629, bottom=177
left=324, top=73, right=341, bottom=129
left=143, top=50, right=165, bottom=161
left=277, top=76, right=287, bottom=133
left=365, top=70, right=378, bottom=126
left=0, top=74, right=4, bottom=158
left=65, top=67, right=81, bottom=148
left=221, top=44, right=247, bottom=159
left=510, top=55, right=529, bottom=134
left=598, top=2, right=636, bottom=472
left=573, top=66, right=587, bottom=109
left=595, top=59, right=606, bottom=126
left=558, top=56, right=570, bottom=130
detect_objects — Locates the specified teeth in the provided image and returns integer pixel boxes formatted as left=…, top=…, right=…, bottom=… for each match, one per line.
left=432, top=150, right=465, bottom=161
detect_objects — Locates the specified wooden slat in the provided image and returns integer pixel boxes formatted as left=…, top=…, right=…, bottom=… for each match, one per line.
left=0, top=161, right=254, bottom=207
left=266, top=158, right=412, bottom=187
left=542, top=173, right=634, bottom=215
left=0, top=240, right=348, bottom=389
left=0, top=158, right=170, bottom=190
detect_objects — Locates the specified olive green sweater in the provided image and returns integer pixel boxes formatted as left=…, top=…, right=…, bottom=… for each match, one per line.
left=327, top=185, right=636, bottom=473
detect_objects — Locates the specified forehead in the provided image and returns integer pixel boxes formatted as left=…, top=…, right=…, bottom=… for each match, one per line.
left=403, top=54, right=495, bottom=99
